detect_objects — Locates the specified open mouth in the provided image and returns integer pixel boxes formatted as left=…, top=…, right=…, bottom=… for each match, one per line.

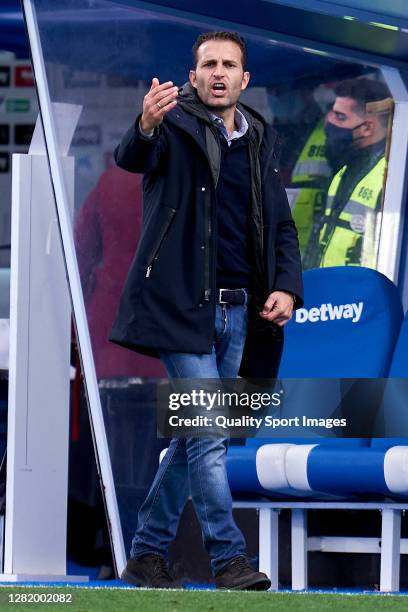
left=211, top=82, right=227, bottom=96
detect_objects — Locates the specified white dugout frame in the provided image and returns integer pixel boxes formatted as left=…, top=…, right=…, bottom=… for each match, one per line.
left=22, top=0, right=126, bottom=575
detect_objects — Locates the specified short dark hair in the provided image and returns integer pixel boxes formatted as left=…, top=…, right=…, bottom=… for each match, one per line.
left=192, top=31, right=247, bottom=71
left=334, top=78, right=391, bottom=115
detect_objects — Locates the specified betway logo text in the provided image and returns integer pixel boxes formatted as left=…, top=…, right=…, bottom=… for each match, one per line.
left=295, top=302, right=363, bottom=324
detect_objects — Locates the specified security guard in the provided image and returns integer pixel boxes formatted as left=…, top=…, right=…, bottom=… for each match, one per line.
left=319, top=155, right=386, bottom=268
left=290, top=117, right=331, bottom=255
left=304, top=78, right=392, bottom=269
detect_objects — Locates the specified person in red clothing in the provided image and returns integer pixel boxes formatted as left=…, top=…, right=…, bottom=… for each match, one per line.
left=75, top=164, right=165, bottom=380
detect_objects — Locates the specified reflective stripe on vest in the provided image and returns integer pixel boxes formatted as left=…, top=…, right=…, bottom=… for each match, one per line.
left=320, top=156, right=386, bottom=268
left=293, top=159, right=331, bottom=180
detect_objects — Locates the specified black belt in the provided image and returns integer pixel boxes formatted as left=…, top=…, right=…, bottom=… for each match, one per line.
left=217, top=288, right=249, bottom=305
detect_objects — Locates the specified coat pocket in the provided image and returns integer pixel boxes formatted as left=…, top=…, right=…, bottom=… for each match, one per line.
left=145, top=206, right=177, bottom=278
left=239, top=317, right=284, bottom=381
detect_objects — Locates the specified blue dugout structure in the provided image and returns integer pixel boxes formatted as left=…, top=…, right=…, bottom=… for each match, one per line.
left=229, top=266, right=408, bottom=590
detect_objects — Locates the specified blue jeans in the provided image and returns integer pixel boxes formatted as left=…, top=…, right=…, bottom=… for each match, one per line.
left=130, top=302, right=248, bottom=574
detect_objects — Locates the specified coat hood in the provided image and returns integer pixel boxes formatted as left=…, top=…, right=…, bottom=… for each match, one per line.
left=176, top=81, right=268, bottom=142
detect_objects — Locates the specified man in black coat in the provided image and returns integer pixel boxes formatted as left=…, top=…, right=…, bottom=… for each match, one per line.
left=112, top=31, right=303, bottom=590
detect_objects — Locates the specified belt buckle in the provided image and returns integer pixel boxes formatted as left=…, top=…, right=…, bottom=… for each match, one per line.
left=219, top=289, right=229, bottom=304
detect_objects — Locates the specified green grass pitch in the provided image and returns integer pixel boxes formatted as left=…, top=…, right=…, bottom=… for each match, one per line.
left=0, top=587, right=407, bottom=612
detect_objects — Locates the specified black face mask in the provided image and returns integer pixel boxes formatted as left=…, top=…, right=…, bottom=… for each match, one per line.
left=324, top=120, right=366, bottom=171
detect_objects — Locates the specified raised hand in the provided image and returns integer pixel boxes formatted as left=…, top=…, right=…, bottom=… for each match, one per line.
left=140, top=78, right=178, bottom=132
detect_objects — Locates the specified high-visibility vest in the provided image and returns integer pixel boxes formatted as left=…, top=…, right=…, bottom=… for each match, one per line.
left=318, top=156, right=386, bottom=268
left=290, top=119, right=331, bottom=254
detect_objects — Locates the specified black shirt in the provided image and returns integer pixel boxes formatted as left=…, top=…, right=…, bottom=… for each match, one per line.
left=215, top=132, right=251, bottom=289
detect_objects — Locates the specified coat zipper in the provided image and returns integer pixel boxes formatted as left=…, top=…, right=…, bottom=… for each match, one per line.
left=203, top=188, right=212, bottom=301
left=145, top=208, right=177, bottom=277
left=203, top=125, right=220, bottom=302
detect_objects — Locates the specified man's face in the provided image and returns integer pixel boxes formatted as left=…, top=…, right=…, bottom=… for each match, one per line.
left=326, top=96, right=372, bottom=141
left=189, top=40, right=250, bottom=111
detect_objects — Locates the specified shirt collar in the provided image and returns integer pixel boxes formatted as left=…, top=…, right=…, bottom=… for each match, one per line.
left=209, top=107, right=248, bottom=145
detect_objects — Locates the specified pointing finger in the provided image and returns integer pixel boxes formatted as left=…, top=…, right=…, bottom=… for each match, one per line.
left=149, top=81, right=175, bottom=97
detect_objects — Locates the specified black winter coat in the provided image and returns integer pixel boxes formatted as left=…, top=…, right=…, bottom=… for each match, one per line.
left=110, top=85, right=303, bottom=376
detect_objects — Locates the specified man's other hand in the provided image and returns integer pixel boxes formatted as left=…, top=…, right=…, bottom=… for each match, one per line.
left=260, top=291, right=294, bottom=327
left=140, top=78, right=178, bottom=132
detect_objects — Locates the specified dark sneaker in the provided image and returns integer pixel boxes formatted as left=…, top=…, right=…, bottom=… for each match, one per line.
left=121, top=553, right=176, bottom=588
left=215, top=556, right=271, bottom=591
